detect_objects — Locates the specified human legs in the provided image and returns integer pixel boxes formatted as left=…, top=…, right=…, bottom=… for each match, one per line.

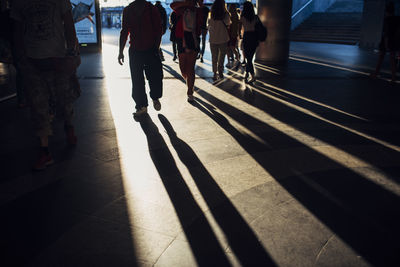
left=186, top=51, right=197, bottom=96
left=217, top=43, right=228, bottom=77
left=159, top=48, right=165, bottom=61
left=25, top=68, right=52, bottom=139
left=210, top=43, right=219, bottom=77
left=52, top=71, right=78, bottom=145
left=24, top=64, right=54, bottom=169
left=129, top=49, right=148, bottom=110
left=227, top=46, right=233, bottom=61
left=145, top=49, right=163, bottom=101
left=245, top=47, right=256, bottom=75
left=178, top=53, right=188, bottom=80
left=243, top=32, right=258, bottom=82
left=233, top=39, right=240, bottom=61
left=371, top=51, right=385, bottom=79
left=200, top=29, right=207, bottom=61
left=245, top=47, right=256, bottom=82
left=172, top=40, right=178, bottom=61
left=240, top=39, right=246, bottom=65
left=178, top=51, right=196, bottom=99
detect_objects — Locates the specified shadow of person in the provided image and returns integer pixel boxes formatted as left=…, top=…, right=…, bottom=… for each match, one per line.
left=138, top=114, right=231, bottom=266
left=197, top=62, right=400, bottom=185
left=193, top=96, right=400, bottom=266
left=162, top=64, right=186, bottom=83
left=158, top=114, right=277, bottom=266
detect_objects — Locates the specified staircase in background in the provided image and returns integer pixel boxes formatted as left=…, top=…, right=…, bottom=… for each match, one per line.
left=291, top=0, right=363, bottom=45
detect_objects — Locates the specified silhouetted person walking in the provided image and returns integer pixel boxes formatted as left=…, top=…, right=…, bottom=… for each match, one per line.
left=118, top=0, right=163, bottom=119
left=155, top=1, right=167, bottom=61
left=226, top=4, right=240, bottom=68
left=170, top=0, right=203, bottom=102
left=208, top=0, right=231, bottom=81
left=198, top=0, right=209, bottom=63
left=240, top=1, right=259, bottom=83
left=11, top=0, right=80, bottom=170
left=371, top=1, right=400, bottom=83
left=169, top=10, right=179, bottom=61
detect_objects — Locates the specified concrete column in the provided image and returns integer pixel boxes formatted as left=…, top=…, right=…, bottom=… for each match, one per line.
left=255, top=0, right=293, bottom=65
left=359, top=0, right=386, bottom=49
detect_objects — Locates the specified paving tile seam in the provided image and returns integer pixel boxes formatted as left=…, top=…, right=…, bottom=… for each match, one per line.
left=153, top=238, right=178, bottom=266
left=314, top=234, right=336, bottom=265
left=239, top=182, right=296, bottom=224
left=87, top=212, right=178, bottom=240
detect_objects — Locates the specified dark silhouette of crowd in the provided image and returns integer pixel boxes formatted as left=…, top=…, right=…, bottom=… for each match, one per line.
left=0, top=0, right=267, bottom=171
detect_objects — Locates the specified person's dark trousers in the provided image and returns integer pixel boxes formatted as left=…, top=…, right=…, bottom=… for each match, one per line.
left=159, top=48, right=165, bottom=61
left=172, top=40, right=178, bottom=58
left=129, top=47, right=163, bottom=110
left=243, top=32, right=258, bottom=74
left=200, top=29, right=207, bottom=57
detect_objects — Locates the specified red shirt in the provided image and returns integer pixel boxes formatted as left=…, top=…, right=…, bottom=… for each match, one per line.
left=121, top=1, right=162, bottom=51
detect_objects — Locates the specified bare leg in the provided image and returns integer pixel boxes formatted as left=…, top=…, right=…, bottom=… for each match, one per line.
left=186, top=51, right=197, bottom=96
left=371, top=51, right=385, bottom=78
left=178, top=53, right=188, bottom=80
left=233, top=46, right=240, bottom=61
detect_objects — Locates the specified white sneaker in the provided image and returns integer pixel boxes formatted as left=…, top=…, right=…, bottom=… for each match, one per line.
left=133, top=107, right=147, bottom=117
left=153, top=99, right=161, bottom=111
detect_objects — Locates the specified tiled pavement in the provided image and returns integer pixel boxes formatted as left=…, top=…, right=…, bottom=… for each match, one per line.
left=1, top=32, right=400, bottom=266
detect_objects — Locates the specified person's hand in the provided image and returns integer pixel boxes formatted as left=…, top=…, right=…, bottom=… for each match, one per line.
left=118, top=53, right=124, bottom=65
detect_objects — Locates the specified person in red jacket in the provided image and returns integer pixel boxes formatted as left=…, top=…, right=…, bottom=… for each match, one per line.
left=118, top=0, right=163, bottom=119
left=171, top=0, right=203, bottom=103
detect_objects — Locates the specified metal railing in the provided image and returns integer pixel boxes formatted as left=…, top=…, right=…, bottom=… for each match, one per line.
left=292, top=0, right=313, bottom=19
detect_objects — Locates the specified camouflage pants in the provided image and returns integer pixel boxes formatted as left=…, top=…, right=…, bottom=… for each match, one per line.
left=23, top=62, right=78, bottom=137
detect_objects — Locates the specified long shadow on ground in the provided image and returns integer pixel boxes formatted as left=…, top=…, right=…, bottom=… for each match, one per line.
left=158, top=114, right=276, bottom=266
left=192, top=93, right=400, bottom=266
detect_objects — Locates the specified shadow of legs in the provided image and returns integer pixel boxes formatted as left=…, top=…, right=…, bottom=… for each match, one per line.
left=158, top=114, right=277, bottom=266
left=139, top=115, right=231, bottom=266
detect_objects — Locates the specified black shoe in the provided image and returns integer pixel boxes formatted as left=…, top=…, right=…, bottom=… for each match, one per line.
left=173, top=55, right=177, bottom=61
left=200, top=56, right=204, bottom=63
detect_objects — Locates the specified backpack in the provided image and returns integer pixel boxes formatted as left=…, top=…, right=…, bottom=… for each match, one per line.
left=183, top=8, right=196, bottom=32
left=175, top=8, right=197, bottom=38
left=255, top=16, right=267, bottom=42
